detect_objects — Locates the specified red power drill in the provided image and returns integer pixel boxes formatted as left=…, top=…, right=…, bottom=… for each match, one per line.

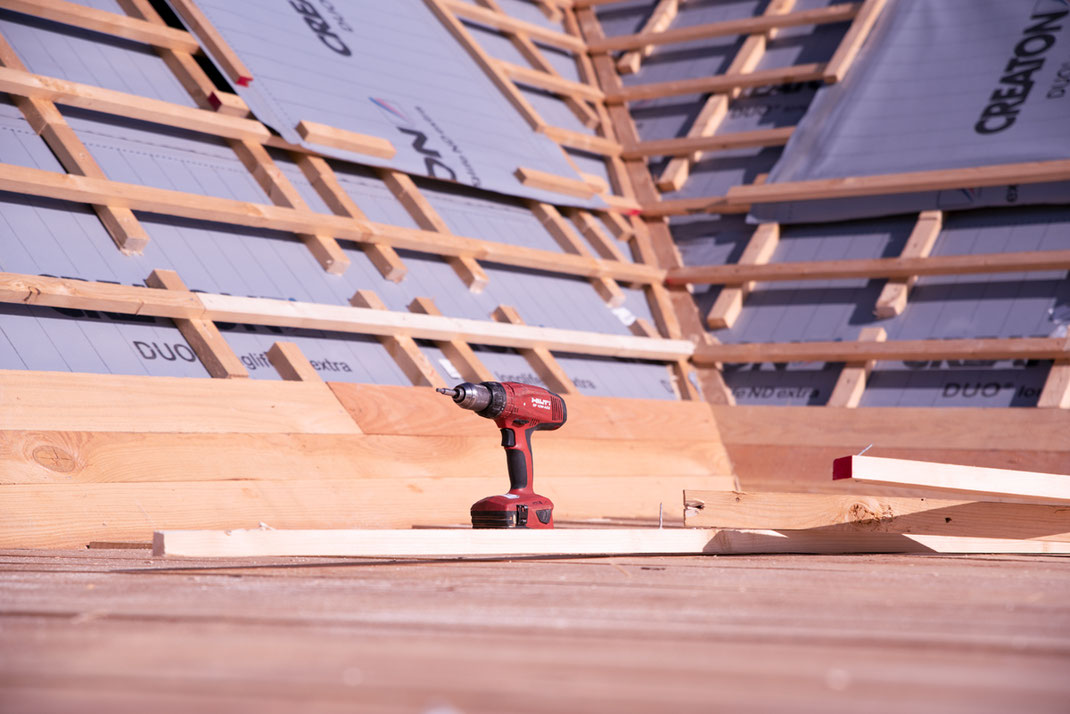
left=437, top=381, right=567, bottom=529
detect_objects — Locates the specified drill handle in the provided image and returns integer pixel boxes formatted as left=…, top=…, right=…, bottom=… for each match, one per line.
left=500, top=424, right=536, bottom=493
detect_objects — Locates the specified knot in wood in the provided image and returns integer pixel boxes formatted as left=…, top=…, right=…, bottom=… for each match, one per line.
left=33, top=445, right=76, bottom=473
left=847, top=500, right=894, bottom=530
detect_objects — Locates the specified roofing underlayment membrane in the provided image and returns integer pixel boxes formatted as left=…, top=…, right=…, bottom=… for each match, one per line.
left=0, top=0, right=1067, bottom=407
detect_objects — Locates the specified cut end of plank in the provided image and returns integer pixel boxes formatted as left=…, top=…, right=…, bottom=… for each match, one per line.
left=236, top=76, right=253, bottom=87
left=832, top=455, right=853, bottom=480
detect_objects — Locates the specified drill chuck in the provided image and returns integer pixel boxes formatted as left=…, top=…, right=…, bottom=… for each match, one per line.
left=436, top=382, right=506, bottom=418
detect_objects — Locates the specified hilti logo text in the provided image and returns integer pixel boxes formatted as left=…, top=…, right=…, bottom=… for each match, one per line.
left=531, top=397, right=552, bottom=410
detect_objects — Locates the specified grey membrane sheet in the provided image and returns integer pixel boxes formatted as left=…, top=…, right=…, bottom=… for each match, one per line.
left=675, top=208, right=1070, bottom=407
left=750, top=0, right=1070, bottom=223
left=168, top=0, right=602, bottom=207
left=0, top=5, right=675, bottom=398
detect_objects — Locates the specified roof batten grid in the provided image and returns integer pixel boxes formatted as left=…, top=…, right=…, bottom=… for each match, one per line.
left=0, top=33, right=150, bottom=253
left=572, top=4, right=732, bottom=404
left=425, top=0, right=632, bottom=205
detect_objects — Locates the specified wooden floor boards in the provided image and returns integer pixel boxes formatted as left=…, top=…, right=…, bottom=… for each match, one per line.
left=1, top=549, right=1067, bottom=713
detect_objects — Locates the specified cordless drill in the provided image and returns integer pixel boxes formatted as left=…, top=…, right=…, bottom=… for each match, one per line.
left=436, top=381, right=567, bottom=529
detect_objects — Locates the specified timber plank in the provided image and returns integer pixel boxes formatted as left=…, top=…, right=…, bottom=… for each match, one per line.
left=330, top=383, right=731, bottom=449
left=0, top=474, right=734, bottom=548
left=833, top=455, right=1070, bottom=503
left=0, top=432, right=731, bottom=485
left=154, top=527, right=1070, bottom=558
left=683, top=491, right=1070, bottom=541
left=0, top=371, right=360, bottom=434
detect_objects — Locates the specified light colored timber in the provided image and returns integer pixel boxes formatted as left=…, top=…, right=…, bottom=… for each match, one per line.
left=638, top=195, right=750, bottom=216
left=0, top=272, right=689, bottom=360
left=725, top=159, right=1070, bottom=204
left=624, top=127, right=793, bottom=159
left=0, top=162, right=662, bottom=284
left=706, top=223, right=779, bottom=330
left=116, top=0, right=249, bottom=116
left=145, top=269, right=248, bottom=379
left=0, top=66, right=269, bottom=141
left=693, top=336, right=1070, bottom=365
left=616, top=0, right=679, bottom=75
left=654, top=0, right=794, bottom=190
left=875, top=210, right=942, bottom=318
left=296, top=120, right=396, bottom=160
left=266, top=341, right=322, bottom=382
left=0, top=38, right=150, bottom=253
left=379, top=168, right=487, bottom=292
left=0, top=370, right=360, bottom=434
left=408, top=297, right=495, bottom=383
left=682, top=491, right=1070, bottom=541
left=293, top=154, right=406, bottom=282
left=441, top=0, right=586, bottom=51
left=528, top=202, right=624, bottom=307
left=566, top=209, right=629, bottom=263
left=492, top=305, right=578, bottom=394
left=1038, top=361, right=1070, bottom=409
left=834, top=455, right=1070, bottom=504
left=599, top=211, right=634, bottom=241
left=153, top=526, right=1070, bottom=558
left=515, top=166, right=596, bottom=199
left=475, top=0, right=598, bottom=128
left=228, top=140, right=350, bottom=275
left=424, top=0, right=544, bottom=130
left=167, top=0, right=253, bottom=86
left=823, top=0, right=887, bottom=83
left=667, top=249, right=1070, bottom=286
left=0, top=433, right=727, bottom=487
left=587, top=2, right=859, bottom=52
left=6, top=0, right=201, bottom=52
left=714, top=405, right=1070, bottom=490
left=332, top=384, right=730, bottom=448
left=538, top=125, right=622, bottom=157
left=497, top=60, right=604, bottom=101
left=825, top=326, right=886, bottom=407
left=0, top=473, right=732, bottom=548
left=605, top=62, right=827, bottom=103
left=197, top=294, right=693, bottom=361
left=351, top=290, right=443, bottom=387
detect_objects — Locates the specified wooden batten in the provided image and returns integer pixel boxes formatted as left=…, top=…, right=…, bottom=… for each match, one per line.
left=587, top=2, right=858, bottom=53
left=350, top=290, right=443, bottom=388
left=145, top=269, right=248, bottom=379
left=825, top=327, right=887, bottom=407
left=296, top=120, right=397, bottom=160
left=167, top=0, right=254, bottom=86
left=875, top=210, right=942, bottom=317
left=705, top=223, right=779, bottom=330
left=604, top=63, right=827, bottom=104
left=528, top=202, right=625, bottom=307
left=492, top=305, right=578, bottom=394
left=408, top=297, right=495, bottom=383
left=694, top=336, right=1070, bottom=365
left=822, top=0, right=887, bottom=83
left=615, top=0, right=680, bottom=75
left=8, top=0, right=201, bottom=53
left=379, top=168, right=488, bottom=292
left=515, top=166, right=597, bottom=199
left=266, top=341, right=322, bottom=382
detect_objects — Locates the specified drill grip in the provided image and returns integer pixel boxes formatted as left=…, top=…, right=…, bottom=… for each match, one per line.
left=501, top=425, right=536, bottom=493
